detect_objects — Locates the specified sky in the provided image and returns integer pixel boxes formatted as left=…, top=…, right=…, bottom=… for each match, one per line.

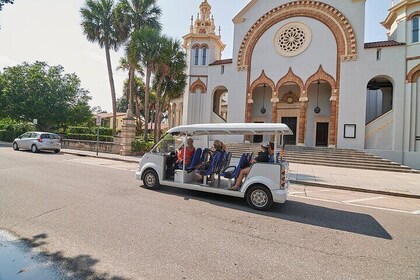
left=0, top=0, right=393, bottom=112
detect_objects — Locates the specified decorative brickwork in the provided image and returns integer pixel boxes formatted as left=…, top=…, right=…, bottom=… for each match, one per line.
left=248, top=70, right=276, bottom=103
left=305, top=65, right=336, bottom=90
left=237, top=1, right=358, bottom=71
left=189, top=78, right=207, bottom=93
left=408, top=11, right=420, bottom=21
left=298, top=101, right=308, bottom=144
left=407, top=63, right=420, bottom=83
left=276, top=67, right=305, bottom=97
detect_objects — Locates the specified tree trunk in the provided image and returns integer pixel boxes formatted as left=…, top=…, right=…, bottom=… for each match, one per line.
left=154, top=75, right=164, bottom=143
left=144, top=66, right=151, bottom=142
left=157, top=102, right=164, bottom=141
left=135, top=94, right=142, bottom=132
left=127, top=65, right=135, bottom=117
left=104, top=42, right=117, bottom=136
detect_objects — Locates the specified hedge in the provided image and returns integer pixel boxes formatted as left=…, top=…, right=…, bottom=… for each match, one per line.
left=0, top=119, right=35, bottom=142
left=131, top=139, right=155, bottom=152
left=68, top=126, right=113, bottom=136
left=65, top=133, right=114, bottom=142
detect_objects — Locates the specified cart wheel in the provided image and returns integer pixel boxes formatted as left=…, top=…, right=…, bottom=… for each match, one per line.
left=246, top=185, right=273, bottom=211
left=143, top=169, right=160, bottom=190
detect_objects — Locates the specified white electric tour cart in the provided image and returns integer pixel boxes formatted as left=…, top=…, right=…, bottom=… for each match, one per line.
left=136, top=123, right=293, bottom=211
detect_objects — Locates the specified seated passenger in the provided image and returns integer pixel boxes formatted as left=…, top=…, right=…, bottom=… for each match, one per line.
left=177, top=138, right=195, bottom=167
left=268, top=142, right=275, bottom=163
left=228, top=141, right=270, bottom=191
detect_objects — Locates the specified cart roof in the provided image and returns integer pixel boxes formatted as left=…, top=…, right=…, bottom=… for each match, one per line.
left=166, top=123, right=293, bottom=136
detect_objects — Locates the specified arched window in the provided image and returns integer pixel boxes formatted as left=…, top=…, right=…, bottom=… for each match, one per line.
left=202, top=47, right=207, bottom=65
left=413, top=16, right=419, bottom=43
left=213, top=87, right=228, bottom=122
left=194, top=47, right=199, bottom=66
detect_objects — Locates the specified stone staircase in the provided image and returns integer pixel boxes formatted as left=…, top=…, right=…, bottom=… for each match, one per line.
left=224, top=143, right=420, bottom=173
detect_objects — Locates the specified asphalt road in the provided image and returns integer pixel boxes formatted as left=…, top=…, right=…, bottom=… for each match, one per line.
left=1, top=145, right=419, bottom=280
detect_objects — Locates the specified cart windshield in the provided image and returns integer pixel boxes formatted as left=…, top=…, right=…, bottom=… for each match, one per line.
left=151, top=134, right=183, bottom=154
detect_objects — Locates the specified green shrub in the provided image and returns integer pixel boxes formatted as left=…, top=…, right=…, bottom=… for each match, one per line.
left=68, top=126, right=92, bottom=134
left=97, top=127, right=113, bottom=136
left=131, top=139, right=154, bottom=152
left=0, top=118, right=35, bottom=142
left=68, top=126, right=113, bottom=136
left=65, top=133, right=113, bottom=142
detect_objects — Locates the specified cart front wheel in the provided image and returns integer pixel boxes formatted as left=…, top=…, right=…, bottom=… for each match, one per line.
left=143, top=169, right=160, bottom=190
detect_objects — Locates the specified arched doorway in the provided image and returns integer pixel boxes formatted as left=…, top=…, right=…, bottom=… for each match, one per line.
left=306, top=80, right=333, bottom=147
left=212, top=87, right=228, bottom=122
left=277, top=83, right=300, bottom=145
left=251, top=84, right=273, bottom=143
left=366, top=77, right=393, bottom=124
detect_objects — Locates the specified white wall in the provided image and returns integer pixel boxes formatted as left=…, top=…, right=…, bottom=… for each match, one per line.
left=250, top=17, right=337, bottom=84
left=338, top=46, right=406, bottom=150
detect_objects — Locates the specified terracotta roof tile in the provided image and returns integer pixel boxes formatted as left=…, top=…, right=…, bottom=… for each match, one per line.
left=209, top=58, right=233, bottom=66
left=364, top=40, right=405, bottom=49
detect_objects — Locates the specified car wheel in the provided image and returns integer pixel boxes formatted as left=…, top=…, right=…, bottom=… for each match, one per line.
left=31, top=144, right=39, bottom=153
left=246, top=185, right=273, bottom=211
left=13, top=142, right=19, bottom=151
left=54, top=149, right=60, bottom=153
left=142, top=169, right=160, bottom=190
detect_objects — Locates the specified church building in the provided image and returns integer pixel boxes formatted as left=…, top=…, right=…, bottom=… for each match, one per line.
left=169, top=0, right=420, bottom=169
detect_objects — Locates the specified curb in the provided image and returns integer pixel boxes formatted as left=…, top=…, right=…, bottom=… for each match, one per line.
left=290, top=180, right=420, bottom=199
left=61, top=150, right=139, bottom=164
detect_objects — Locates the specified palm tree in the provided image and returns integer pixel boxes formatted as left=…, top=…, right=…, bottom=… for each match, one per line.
left=117, top=0, right=161, bottom=122
left=129, top=27, right=163, bottom=141
left=81, top=0, right=123, bottom=136
left=153, top=37, right=187, bottom=141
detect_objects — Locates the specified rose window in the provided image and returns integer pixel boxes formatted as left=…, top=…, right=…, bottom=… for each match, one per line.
left=274, top=22, right=312, bottom=57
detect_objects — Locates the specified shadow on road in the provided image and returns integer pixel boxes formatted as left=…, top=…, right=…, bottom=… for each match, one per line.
left=156, top=185, right=392, bottom=240
left=14, top=233, right=128, bottom=280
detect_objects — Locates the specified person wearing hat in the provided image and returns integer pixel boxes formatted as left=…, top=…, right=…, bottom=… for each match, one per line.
left=228, top=141, right=270, bottom=191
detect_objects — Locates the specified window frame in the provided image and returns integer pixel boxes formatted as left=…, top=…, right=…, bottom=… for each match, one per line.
left=413, top=16, right=419, bottom=43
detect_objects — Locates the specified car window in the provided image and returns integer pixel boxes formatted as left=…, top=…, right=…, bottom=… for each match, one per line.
left=21, top=133, right=29, bottom=139
left=30, top=133, right=37, bottom=138
left=50, top=134, right=60, bottom=139
left=41, top=134, right=50, bottom=139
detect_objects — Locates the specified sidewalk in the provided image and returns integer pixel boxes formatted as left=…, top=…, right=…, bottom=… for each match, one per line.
left=61, top=148, right=420, bottom=199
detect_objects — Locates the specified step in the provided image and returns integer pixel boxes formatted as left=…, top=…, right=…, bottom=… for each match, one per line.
left=224, top=143, right=419, bottom=173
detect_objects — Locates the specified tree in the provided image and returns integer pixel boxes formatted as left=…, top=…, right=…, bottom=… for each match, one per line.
left=116, top=95, right=128, bottom=112
left=129, top=27, right=163, bottom=141
left=81, top=0, right=124, bottom=136
left=0, top=0, right=14, bottom=11
left=0, top=61, right=92, bottom=130
left=117, top=0, right=161, bottom=129
left=152, top=37, right=187, bottom=141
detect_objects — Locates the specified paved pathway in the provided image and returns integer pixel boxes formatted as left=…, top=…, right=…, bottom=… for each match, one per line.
left=59, top=148, right=420, bottom=199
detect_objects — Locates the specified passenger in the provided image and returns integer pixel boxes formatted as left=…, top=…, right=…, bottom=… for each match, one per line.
left=209, top=139, right=225, bottom=155
left=177, top=138, right=195, bottom=166
left=228, top=141, right=270, bottom=191
left=268, top=142, right=275, bottom=163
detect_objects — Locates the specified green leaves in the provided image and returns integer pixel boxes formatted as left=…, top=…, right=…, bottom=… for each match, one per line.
left=0, top=61, right=92, bottom=131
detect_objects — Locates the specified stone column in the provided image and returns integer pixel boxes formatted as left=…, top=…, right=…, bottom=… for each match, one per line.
left=271, top=96, right=279, bottom=123
left=298, top=91, right=308, bottom=146
left=329, top=89, right=338, bottom=148
left=245, top=96, right=253, bottom=142
left=120, top=110, right=136, bottom=156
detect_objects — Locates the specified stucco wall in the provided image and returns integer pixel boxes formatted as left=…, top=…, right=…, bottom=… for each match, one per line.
left=250, top=17, right=337, bottom=85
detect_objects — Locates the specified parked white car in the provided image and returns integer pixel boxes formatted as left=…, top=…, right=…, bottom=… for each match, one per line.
left=13, top=132, right=61, bottom=153
left=136, top=123, right=293, bottom=211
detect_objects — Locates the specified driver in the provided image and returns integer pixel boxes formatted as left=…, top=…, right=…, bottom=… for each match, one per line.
left=177, top=138, right=196, bottom=167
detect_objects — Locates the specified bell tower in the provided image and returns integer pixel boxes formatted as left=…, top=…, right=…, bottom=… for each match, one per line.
left=182, top=0, right=225, bottom=125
